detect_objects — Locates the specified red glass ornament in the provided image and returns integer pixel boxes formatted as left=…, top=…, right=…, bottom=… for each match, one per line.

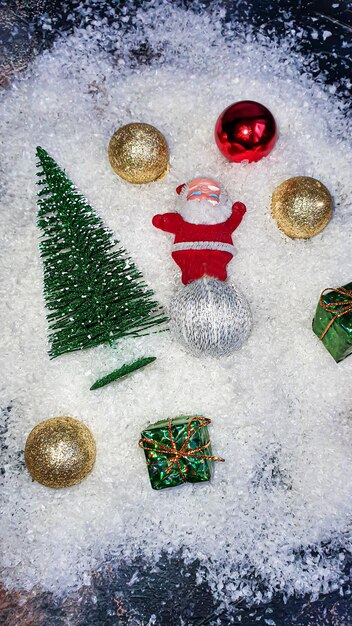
left=215, top=100, right=277, bottom=163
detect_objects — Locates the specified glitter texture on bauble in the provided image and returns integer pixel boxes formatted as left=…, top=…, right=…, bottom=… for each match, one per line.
left=215, top=100, right=277, bottom=163
left=24, top=416, right=96, bottom=488
left=108, top=122, right=169, bottom=184
left=169, top=278, right=252, bottom=357
left=271, top=176, right=333, bottom=239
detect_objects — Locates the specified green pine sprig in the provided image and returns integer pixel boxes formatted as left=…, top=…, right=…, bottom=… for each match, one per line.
left=36, top=147, right=168, bottom=359
left=90, top=356, right=156, bottom=390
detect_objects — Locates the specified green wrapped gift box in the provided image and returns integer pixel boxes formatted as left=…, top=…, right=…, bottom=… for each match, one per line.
left=139, top=415, right=224, bottom=490
left=312, top=282, right=352, bottom=363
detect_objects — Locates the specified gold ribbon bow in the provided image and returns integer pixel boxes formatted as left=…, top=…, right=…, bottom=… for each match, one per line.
left=319, top=287, right=352, bottom=340
left=139, top=416, right=225, bottom=478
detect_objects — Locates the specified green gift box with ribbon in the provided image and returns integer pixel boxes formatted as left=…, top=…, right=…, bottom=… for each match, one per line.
left=312, top=282, right=352, bottom=362
left=139, top=415, right=224, bottom=490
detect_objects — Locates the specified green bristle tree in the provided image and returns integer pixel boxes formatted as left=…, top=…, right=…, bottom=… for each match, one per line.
left=36, top=146, right=167, bottom=361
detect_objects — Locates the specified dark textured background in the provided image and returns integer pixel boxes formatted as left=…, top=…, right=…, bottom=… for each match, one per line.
left=0, top=1, right=351, bottom=624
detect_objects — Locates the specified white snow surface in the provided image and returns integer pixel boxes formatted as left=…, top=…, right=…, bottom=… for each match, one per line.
left=0, top=1, right=352, bottom=609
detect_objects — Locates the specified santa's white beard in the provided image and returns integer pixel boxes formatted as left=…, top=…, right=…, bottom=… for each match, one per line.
left=177, top=198, right=232, bottom=225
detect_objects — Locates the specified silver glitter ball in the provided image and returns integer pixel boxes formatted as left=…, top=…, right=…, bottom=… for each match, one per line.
left=169, top=278, right=252, bottom=357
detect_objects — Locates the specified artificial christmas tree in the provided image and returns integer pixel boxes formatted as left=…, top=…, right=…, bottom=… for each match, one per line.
left=36, top=147, right=167, bottom=363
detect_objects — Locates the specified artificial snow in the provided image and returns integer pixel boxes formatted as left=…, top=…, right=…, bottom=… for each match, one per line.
left=0, top=0, right=352, bottom=611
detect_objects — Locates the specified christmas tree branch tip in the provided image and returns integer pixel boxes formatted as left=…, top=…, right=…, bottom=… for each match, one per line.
left=90, top=357, right=157, bottom=390
left=36, top=146, right=49, bottom=163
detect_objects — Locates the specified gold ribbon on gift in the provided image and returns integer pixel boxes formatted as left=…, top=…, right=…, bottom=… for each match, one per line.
left=139, top=416, right=225, bottom=477
left=319, top=287, right=352, bottom=340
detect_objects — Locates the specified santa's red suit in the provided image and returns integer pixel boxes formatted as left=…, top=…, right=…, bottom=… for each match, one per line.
left=152, top=178, right=246, bottom=285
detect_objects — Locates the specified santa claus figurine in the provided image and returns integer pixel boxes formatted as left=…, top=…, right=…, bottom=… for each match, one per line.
left=152, top=177, right=246, bottom=285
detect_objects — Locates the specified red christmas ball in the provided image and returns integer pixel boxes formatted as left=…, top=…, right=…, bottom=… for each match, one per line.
left=215, top=100, right=277, bottom=163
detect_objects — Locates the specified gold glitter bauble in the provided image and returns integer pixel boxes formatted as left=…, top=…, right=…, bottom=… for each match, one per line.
left=24, top=416, right=96, bottom=489
left=108, top=123, right=169, bottom=184
left=271, top=176, right=333, bottom=239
